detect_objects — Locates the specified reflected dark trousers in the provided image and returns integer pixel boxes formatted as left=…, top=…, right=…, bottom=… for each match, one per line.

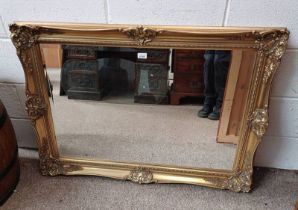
left=203, top=50, right=231, bottom=111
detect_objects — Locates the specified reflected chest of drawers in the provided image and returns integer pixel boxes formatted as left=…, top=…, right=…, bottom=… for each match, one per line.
left=170, top=50, right=205, bottom=105
left=60, top=45, right=103, bottom=100
left=134, top=49, right=170, bottom=104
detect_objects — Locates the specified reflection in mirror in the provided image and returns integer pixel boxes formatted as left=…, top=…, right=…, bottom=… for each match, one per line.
left=40, top=44, right=242, bottom=170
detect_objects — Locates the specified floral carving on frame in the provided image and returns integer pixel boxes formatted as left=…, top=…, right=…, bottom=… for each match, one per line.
left=120, top=26, right=163, bottom=46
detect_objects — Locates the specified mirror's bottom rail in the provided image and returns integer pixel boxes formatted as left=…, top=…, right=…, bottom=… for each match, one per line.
left=40, top=156, right=250, bottom=192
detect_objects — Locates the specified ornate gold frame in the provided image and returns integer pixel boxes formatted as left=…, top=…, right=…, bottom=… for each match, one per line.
left=9, top=22, right=289, bottom=192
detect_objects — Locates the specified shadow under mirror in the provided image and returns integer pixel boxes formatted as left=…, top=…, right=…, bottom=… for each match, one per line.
left=40, top=44, right=244, bottom=170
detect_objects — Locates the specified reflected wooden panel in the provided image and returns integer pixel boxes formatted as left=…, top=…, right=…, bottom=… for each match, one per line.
left=217, top=50, right=257, bottom=144
left=40, top=44, right=62, bottom=68
left=170, top=49, right=205, bottom=105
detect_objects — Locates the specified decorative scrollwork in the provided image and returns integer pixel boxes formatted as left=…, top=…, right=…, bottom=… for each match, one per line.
left=254, top=30, right=289, bottom=84
left=222, top=167, right=252, bottom=192
left=39, top=139, right=82, bottom=176
left=9, top=23, right=40, bottom=54
left=39, top=142, right=64, bottom=176
left=25, top=91, right=46, bottom=122
left=127, top=168, right=155, bottom=184
left=250, top=107, right=269, bottom=139
left=9, top=24, right=40, bottom=74
left=120, top=26, right=163, bottom=46
left=21, top=53, right=34, bottom=73
left=222, top=150, right=255, bottom=192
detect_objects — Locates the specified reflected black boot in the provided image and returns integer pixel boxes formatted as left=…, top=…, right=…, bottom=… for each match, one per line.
left=197, top=105, right=213, bottom=118
left=208, top=102, right=221, bottom=120
left=208, top=110, right=220, bottom=120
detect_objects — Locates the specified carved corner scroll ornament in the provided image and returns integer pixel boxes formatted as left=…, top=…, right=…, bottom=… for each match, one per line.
left=120, top=26, right=163, bottom=46
left=222, top=152, right=255, bottom=193
left=222, top=168, right=252, bottom=192
left=254, top=30, right=289, bottom=84
left=9, top=24, right=41, bottom=74
left=127, top=168, right=155, bottom=184
left=9, top=23, right=40, bottom=55
left=39, top=141, right=64, bottom=176
left=39, top=139, right=82, bottom=176
left=25, top=91, right=46, bottom=122
left=250, top=106, right=269, bottom=139
left=222, top=107, right=269, bottom=192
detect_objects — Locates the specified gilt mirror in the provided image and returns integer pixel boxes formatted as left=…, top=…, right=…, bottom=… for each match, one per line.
left=9, top=22, right=289, bottom=192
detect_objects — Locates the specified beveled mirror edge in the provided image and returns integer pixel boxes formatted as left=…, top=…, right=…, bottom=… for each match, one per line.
left=9, top=22, right=289, bottom=192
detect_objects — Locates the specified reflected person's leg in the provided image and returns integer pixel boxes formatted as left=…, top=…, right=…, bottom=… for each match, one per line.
left=198, top=50, right=216, bottom=118
left=208, top=50, right=231, bottom=120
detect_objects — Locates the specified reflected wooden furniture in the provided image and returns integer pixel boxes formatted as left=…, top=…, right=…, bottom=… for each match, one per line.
left=60, top=46, right=170, bottom=103
left=134, top=49, right=170, bottom=104
left=60, top=46, right=102, bottom=100
left=40, top=44, right=62, bottom=68
left=61, top=46, right=137, bottom=97
left=60, top=45, right=98, bottom=97
left=0, top=100, right=20, bottom=205
left=170, top=50, right=205, bottom=105
left=64, top=59, right=102, bottom=100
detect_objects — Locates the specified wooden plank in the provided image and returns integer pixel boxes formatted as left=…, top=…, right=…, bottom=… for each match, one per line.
left=217, top=50, right=256, bottom=144
left=40, top=44, right=62, bottom=68
left=217, top=50, right=242, bottom=144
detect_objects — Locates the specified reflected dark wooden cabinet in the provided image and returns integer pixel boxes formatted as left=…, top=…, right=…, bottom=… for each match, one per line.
left=170, top=50, right=205, bottom=105
left=65, top=60, right=102, bottom=100
left=60, top=46, right=205, bottom=105
left=134, top=49, right=169, bottom=104
left=60, top=46, right=170, bottom=103
left=134, top=63, right=169, bottom=104
left=63, top=45, right=97, bottom=60
left=60, top=45, right=101, bottom=100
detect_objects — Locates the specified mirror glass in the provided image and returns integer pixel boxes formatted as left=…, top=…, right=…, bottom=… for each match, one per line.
left=40, top=44, right=251, bottom=170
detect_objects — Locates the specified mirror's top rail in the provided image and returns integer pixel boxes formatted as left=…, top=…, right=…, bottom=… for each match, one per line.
left=12, top=21, right=287, bottom=32
left=9, top=22, right=289, bottom=50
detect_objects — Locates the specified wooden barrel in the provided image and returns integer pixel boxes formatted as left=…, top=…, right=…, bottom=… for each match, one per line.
left=0, top=100, right=20, bottom=205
